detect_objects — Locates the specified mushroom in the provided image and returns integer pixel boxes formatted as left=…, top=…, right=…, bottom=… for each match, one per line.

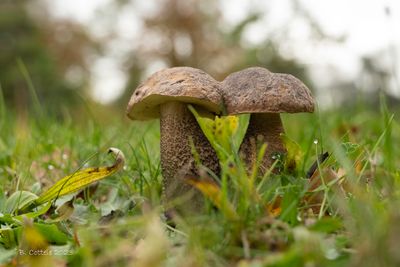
left=221, top=67, right=314, bottom=173
left=126, top=67, right=222, bottom=212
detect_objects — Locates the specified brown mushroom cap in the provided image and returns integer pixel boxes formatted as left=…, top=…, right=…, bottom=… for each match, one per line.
left=127, top=67, right=221, bottom=120
left=221, top=67, right=315, bottom=115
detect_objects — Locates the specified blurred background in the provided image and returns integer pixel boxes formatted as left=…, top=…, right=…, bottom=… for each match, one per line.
left=1, top=0, right=399, bottom=121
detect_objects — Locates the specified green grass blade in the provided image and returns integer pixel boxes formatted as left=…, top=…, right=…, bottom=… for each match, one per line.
left=16, top=58, right=43, bottom=117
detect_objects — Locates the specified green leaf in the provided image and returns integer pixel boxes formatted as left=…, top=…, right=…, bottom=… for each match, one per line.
left=0, top=247, right=16, bottom=264
left=279, top=177, right=303, bottom=225
left=188, top=105, right=216, bottom=145
left=33, top=223, right=69, bottom=245
left=14, top=202, right=52, bottom=222
left=0, top=212, right=19, bottom=224
left=0, top=227, right=22, bottom=249
left=309, top=217, right=343, bottom=233
left=4, top=191, right=38, bottom=214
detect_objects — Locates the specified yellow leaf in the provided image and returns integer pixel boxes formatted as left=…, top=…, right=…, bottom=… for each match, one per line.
left=33, top=148, right=125, bottom=206
left=188, top=179, right=238, bottom=221
left=281, top=134, right=303, bottom=173
left=214, top=115, right=238, bottom=152
left=189, top=105, right=240, bottom=160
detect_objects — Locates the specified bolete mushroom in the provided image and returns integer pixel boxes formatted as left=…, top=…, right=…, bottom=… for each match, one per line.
left=126, top=67, right=222, bottom=212
left=221, top=67, right=314, bottom=173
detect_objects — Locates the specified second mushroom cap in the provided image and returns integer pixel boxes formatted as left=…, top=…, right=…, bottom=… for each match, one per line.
left=221, top=67, right=314, bottom=115
left=220, top=67, right=315, bottom=173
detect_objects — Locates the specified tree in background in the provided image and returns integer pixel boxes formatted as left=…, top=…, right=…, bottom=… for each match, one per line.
left=3, top=0, right=395, bottom=113
left=0, top=0, right=99, bottom=115
left=121, top=0, right=311, bottom=104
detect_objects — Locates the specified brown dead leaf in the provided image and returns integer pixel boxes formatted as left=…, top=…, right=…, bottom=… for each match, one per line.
left=266, top=196, right=282, bottom=217
left=305, top=167, right=347, bottom=214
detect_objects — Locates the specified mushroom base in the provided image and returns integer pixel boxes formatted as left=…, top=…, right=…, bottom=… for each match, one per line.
left=159, top=101, right=220, bottom=215
left=239, top=113, right=286, bottom=174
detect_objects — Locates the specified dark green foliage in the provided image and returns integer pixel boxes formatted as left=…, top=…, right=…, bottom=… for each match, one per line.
left=0, top=0, right=78, bottom=115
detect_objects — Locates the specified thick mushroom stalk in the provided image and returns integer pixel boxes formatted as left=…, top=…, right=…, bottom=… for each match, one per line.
left=126, top=67, right=223, bottom=214
left=159, top=101, right=220, bottom=212
left=239, top=113, right=286, bottom=174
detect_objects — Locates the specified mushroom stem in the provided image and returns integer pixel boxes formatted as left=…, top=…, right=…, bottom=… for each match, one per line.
left=239, top=113, right=286, bottom=174
left=159, top=101, right=220, bottom=213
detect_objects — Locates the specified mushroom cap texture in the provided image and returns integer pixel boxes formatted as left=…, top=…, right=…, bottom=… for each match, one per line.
left=221, top=67, right=315, bottom=114
left=127, top=67, right=222, bottom=120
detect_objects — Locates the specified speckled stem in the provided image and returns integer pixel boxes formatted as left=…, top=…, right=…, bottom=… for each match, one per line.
left=159, top=101, right=220, bottom=213
left=239, top=113, right=286, bottom=174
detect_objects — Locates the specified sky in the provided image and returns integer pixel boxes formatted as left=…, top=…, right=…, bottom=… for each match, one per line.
left=42, top=0, right=400, bottom=105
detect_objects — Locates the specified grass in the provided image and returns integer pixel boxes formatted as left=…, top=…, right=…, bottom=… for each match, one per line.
left=0, top=91, right=399, bottom=266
